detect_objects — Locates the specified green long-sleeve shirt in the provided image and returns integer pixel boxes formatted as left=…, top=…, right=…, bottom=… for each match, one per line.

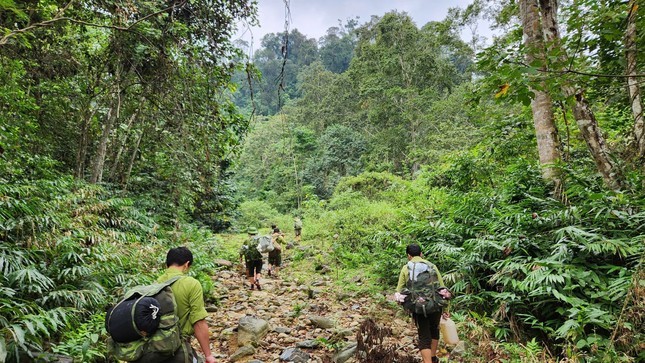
left=396, top=256, right=445, bottom=292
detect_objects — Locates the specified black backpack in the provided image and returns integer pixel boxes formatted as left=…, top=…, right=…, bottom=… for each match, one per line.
left=105, top=276, right=184, bottom=362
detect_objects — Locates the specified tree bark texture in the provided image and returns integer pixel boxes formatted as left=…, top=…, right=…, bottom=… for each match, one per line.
left=625, top=0, right=645, bottom=158
left=520, top=0, right=561, bottom=182
left=90, top=79, right=121, bottom=184
left=74, top=107, right=96, bottom=179
left=571, top=94, right=622, bottom=187
left=121, top=128, right=144, bottom=189
left=540, top=0, right=622, bottom=189
left=108, top=110, right=138, bottom=181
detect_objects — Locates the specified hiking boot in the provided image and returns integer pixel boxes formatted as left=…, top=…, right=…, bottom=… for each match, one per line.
left=249, top=284, right=255, bottom=290
left=268, top=269, right=272, bottom=277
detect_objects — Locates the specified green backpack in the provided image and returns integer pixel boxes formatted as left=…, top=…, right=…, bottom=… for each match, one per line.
left=106, top=276, right=184, bottom=362
left=241, top=240, right=262, bottom=261
left=402, top=261, right=450, bottom=317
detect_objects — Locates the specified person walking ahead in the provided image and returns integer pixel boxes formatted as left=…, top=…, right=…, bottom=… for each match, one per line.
left=396, top=244, right=451, bottom=363
left=293, top=217, right=302, bottom=241
left=268, top=228, right=284, bottom=277
left=154, top=247, right=216, bottom=363
left=239, top=227, right=263, bottom=290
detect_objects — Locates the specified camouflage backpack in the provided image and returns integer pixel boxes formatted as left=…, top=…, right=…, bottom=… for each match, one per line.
left=241, top=240, right=262, bottom=261
left=402, top=261, right=449, bottom=317
left=106, top=276, right=184, bottom=362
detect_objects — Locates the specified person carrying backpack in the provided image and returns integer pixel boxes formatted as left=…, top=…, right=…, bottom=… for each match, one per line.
left=293, top=217, right=302, bottom=241
left=154, top=247, right=215, bottom=363
left=268, top=227, right=284, bottom=277
left=239, top=227, right=263, bottom=290
left=395, top=244, right=452, bottom=363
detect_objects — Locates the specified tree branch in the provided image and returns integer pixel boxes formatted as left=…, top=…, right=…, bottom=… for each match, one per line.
left=509, top=60, right=645, bottom=79
left=0, top=2, right=181, bottom=46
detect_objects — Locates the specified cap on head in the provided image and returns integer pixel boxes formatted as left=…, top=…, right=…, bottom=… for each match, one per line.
left=247, top=227, right=258, bottom=234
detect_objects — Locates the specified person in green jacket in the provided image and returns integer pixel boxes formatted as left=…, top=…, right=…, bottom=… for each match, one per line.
left=239, top=227, right=263, bottom=290
left=396, top=244, right=451, bottom=363
left=293, top=217, right=302, bottom=241
left=155, top=247, right=216, bottom=363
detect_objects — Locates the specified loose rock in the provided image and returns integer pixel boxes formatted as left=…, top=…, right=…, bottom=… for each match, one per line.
left=230, top=345, right=256, bottom=362
left=308, top=315, right=335, bottom=329
left=279, top=347, right=310, bottom=362
left=332, top=343, right=357, bottom=363
left=237, top=315, right=270, bottom=347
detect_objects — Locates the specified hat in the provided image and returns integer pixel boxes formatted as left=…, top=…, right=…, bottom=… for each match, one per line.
left=247, top=227, right=258, bottom=234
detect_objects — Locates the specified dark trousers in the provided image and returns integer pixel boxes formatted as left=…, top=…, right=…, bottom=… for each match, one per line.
left=246, top=259, right=262, bottom=277
left=412, top=311, right=442, bottom=350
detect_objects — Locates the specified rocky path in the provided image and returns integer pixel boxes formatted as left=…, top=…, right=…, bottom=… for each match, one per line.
left=201, top=254, right=455, bottom=363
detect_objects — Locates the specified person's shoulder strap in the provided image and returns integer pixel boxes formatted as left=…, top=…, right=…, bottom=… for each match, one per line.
left=159, top=275, right=184, bottom=288
left=122, top=275, right=185, bottom=300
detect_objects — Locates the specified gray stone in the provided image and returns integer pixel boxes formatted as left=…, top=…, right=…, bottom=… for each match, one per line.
left=286, top=242, right=295, bottom=249
left=230, top=345, right=255, bottom=362
left=451, top=340, right=466, bottom=356
left=335, top=328, right=353, bottom=337
left=214, top=258, right=233, bottom=267
left=307, top=288, right=321, bottom=299
left=308, top=315, right=335, bottom=329
left=296, top=339, right=320, bottom=349
left=237, top=315, right=270, bottom=347
left=248, top=361, right=264, bottom=363
left=273, top=326, right=292, bottom=334
left=205, top=305, right=218, bottom=312
left=279, top=347, right=310, bottom=362
left=231, top=304, right=246, bottom=312
left=333, top=343, right=357, bottom=363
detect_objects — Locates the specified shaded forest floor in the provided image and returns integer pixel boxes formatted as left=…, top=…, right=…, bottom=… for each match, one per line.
left=201, top=234, right=459, bottom=362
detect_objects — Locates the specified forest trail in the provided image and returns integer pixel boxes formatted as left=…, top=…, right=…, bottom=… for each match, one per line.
left=202, top=240, right=453, bottom=362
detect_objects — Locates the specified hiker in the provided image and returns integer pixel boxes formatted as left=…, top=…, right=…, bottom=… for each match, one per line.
left=293, top=216, right=302, bottom=241
left=239, top=227, right=263, bottom=290
left=395, top=244, right=452, bottom=363
left=268, top=227, right=284, bottom=277
left=155, top=247, right=216, bottom=363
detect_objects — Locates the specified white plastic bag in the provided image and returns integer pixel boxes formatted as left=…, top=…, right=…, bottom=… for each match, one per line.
left=440, top=317, right=459, bottom=345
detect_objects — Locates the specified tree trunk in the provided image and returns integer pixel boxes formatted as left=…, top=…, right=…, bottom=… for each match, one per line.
left=540, top=0, right=622, bottom=189
left=121, top=127, right=144, bottom=189
left=571, top=94, right=622, bottom=187
left=108, top=110, right=138, bottom=181
left=90, top=80, right=121, bottom=184
left=74, top=107, right=96, bottom=179
left=626, top=0, right=645, bottom=159
left=519, top=0, right=561, bottom=182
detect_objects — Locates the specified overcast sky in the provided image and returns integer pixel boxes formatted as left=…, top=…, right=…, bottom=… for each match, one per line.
left=235, top=0, right=493, bottom=49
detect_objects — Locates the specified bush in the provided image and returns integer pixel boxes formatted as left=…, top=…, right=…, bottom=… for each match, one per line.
left=236, top=199, right=282, bottom=231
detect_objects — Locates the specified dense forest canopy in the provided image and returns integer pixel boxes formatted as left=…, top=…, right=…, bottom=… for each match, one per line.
left=1, top=0, right=644, bottom=362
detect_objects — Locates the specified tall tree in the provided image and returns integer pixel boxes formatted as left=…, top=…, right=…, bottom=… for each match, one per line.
left=519, top=0, right=561, bottom=183
left=318, top=19, right=358, bottom=73
left=625, top=0, right=645, bottom=159
left=540, top=0, right=622, bottom=189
